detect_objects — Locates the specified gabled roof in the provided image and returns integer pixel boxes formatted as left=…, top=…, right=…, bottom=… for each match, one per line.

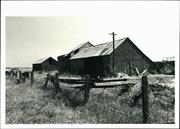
left=71, top=41, right=93, bottom=52
left=34, top=57, right=56, bottom=64
left=62, top=42, right=93, bottom=58
left=70, top=38, right=127, bottom=60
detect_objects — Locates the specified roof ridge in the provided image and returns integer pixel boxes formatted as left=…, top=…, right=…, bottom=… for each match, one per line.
left=93, top=37, right=128, bottom=46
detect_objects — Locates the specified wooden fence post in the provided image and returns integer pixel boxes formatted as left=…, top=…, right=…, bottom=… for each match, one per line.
left=85, top=74, right=90, bottom=86
left=44, top=73, right=50, bottom=88
left=54, top=73, right=61, bottom=94
left=83, top=74, right=90, bottom=105
left=141, top=76, right=149, bottom=123
left=31, top=71, right=34, bottom=85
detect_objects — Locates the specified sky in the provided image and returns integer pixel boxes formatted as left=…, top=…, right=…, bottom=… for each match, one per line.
left=4, top=1, right=179, bottom=67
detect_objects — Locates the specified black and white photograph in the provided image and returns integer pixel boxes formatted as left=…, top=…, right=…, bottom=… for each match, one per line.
left=1, top=1, right=179, bottom=128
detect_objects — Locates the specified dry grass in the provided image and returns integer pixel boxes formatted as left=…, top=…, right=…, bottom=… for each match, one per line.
left=6, top=74, right=175, bottom=124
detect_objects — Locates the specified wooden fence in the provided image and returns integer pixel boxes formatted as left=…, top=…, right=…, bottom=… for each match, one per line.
left=41, top=73, right=150, bottom=123
left=6, top=69, right=174, bottom=124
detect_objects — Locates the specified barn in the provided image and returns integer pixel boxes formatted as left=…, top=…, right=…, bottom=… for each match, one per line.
left=33, top=57, right=58, bottom=71
left=57, top=37, right=157, bottom=77
left=57, top=42, right=93, bottom=73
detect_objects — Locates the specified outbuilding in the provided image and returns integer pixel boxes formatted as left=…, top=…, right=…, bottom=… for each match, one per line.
left=33, top=57, right=58, bottom=71
left=58, top=37, right=157, bottom=77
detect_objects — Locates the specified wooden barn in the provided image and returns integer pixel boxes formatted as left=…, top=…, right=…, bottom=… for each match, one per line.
left=33, top=57, right=58, bottom=71
left=57, top=42, right=93, bottom=73
left=57, top=38, right=157, bottom=77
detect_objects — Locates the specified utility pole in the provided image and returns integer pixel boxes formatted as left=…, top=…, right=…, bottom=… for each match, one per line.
left=109, top=32, right=117, bottom=76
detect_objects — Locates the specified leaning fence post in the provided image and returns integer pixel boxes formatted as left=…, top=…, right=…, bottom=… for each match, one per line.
left=141, top=76, right=149, bottom=123
left=31, top=71, right=34, bottom=84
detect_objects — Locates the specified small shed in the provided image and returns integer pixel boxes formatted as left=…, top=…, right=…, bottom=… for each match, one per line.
left=33, top=57, right=58, bottom=71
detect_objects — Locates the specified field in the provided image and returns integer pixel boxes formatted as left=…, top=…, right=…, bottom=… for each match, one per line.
left=6, top=73, right=175, bottom=124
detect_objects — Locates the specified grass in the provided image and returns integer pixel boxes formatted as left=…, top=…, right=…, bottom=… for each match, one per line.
left=6, top=74, right=175, bottom=124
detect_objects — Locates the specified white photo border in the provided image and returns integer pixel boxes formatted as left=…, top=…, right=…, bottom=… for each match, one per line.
left=1, top=1, right=179, bottom=129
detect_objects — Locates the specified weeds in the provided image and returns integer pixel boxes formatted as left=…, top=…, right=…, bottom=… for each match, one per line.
left=6, top=74, right=175, bottom=124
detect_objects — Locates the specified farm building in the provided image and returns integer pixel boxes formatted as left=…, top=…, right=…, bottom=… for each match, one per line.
left=57, top=42, right=93, bottom=73
left=33, top=57, right=58, bottom=71
left=57, top=37, right=157, bottom=77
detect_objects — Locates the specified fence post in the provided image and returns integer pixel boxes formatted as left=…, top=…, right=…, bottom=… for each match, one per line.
left=83, top=74, right=90, bottom=105
left=31, top=71, right=34, bottom=85
left=85, top=74, right=90, bottom=86
left=44, top=73, right=50, bottom=88
left=54, top=73, right=61, bottom=94
left=141, top=76, right=149, bottom=123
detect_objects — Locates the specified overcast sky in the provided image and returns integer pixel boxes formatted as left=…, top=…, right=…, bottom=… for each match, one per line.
left=4, top=1, right=179, bottom=67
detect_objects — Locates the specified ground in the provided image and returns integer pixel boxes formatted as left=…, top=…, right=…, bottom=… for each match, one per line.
left=6, top=74, right=175, bottom=124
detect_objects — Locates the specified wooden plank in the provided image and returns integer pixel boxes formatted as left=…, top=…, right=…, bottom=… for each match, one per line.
left=59, top=79, right=85, bottom=84
left=95, top=78, right=127, bottom=83
left=70, top=83, right=135, bottom=89
left=58, top=78, right=127, bottom=84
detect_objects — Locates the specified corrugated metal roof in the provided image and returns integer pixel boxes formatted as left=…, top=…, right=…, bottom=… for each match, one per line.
left=70, top=38, right=127, bottom=60
left=34, top=57, right=57, bottom=64
left=72, top=41, right=93, bottom=52
left=63, top=42, right=93, bottom=58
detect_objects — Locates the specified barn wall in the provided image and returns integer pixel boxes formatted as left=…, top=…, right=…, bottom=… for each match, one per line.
left=70, top=56, right=105, bottom=77
left=84, top=56, right=104, bottom=77
left=109, top=40, right=151, bottom=75
left=33, top=64, right=42, bottom=71
left=70, top=59, right=84, bottom=74
left=102, top=56, right=110, bottom=76
left=41, top=59, right=57, bottom=71
left=58, top=55, right=72, bottom=73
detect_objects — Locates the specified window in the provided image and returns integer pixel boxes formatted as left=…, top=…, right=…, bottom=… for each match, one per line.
left=74, top=49, right=79, bottom=54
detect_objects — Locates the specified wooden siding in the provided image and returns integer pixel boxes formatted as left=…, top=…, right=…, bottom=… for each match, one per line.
left=41, top=59, right=57, bottom=71
left=109, top=39, right=153, bottom=75
left=70, top=59, right=84, bottom=74
left=58, top=57, right=70, bottom=73
left=33, top=57, right=57, bottom=71
left=102, top=56, right=110, bottom=76
left=33, top=64, right=42, bottom=71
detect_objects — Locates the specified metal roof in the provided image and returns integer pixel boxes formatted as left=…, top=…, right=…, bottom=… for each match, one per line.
left=71, top=41, right=93, bottom=52
left=62, top=42, right=93, bottom=58
left=70, top=38, right=127, bottom=60
left=34, top=57, right=56, bottom=64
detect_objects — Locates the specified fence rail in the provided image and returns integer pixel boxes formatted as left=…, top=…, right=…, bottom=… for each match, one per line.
left=8, top=69, right=150, bottom=123
left=42, top=73, right=150, bottom=123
